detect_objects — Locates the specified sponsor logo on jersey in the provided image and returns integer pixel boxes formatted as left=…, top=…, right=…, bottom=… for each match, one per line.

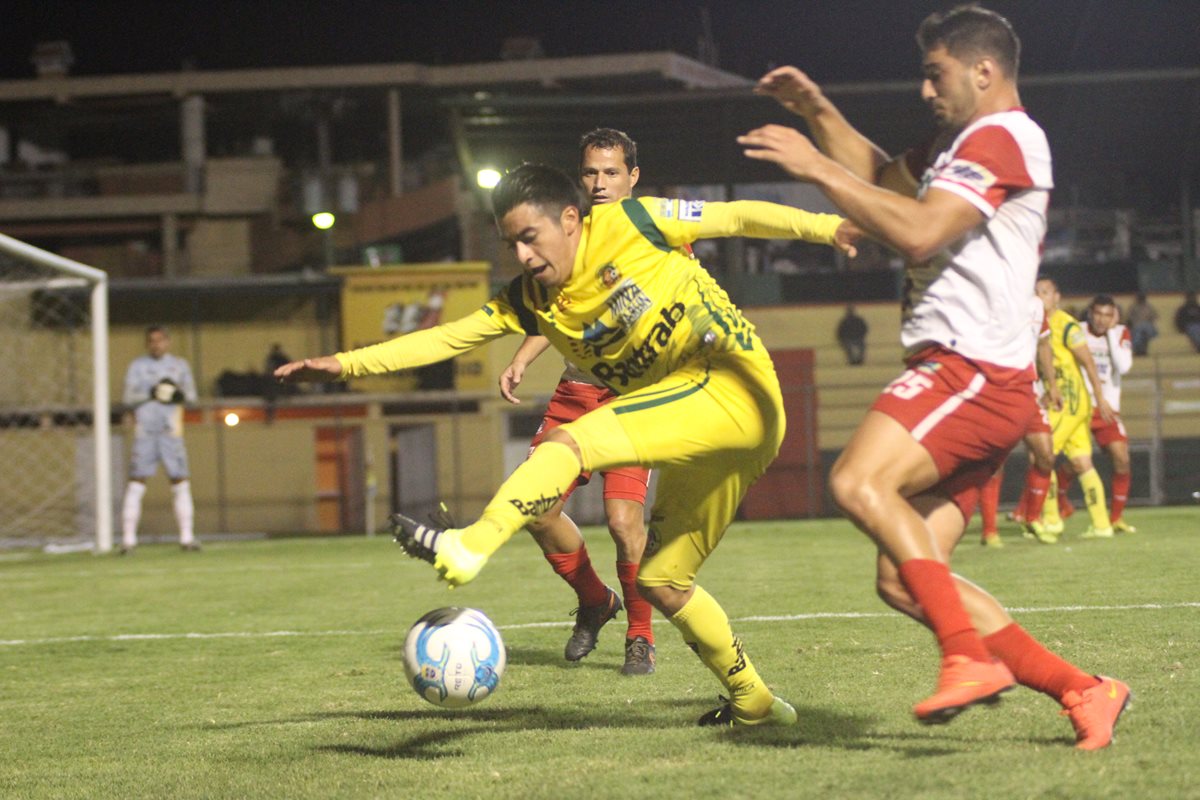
left=508, top=490, right=562, bottom=517
left=679, top=199, right=705, bottom=221
left=608, top=280, right=652, bottom=328
left=655, top=198, right=675, bottom=218
left=591, top=302, right=685, bottom=387
left=598, top=263, right=620, bottom=288
left=941, top=158, right=996, bottom=193
left=581, top=318, right=625, bottom=357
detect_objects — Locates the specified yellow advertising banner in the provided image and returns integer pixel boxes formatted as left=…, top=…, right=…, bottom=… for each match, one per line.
left=335, top=262, right=492, bottom=393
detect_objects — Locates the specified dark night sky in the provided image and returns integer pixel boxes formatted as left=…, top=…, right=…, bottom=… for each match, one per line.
left=2, top=1, right=1198, bottom=84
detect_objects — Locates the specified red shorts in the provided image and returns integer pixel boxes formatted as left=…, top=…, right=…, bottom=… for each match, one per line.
left=529, top=380, right=651, bottom=503
left=1090, top=409, right=1127, bottom=447
left=871, top=346, right=1037, bottom=521
left=1026, top=399, right=1051, bottom=435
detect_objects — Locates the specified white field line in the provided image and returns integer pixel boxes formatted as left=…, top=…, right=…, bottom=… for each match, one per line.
left=2, top=602, right=1196, bottom=648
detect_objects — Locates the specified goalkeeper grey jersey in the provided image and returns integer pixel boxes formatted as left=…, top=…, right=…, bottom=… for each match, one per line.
left=123, top=353, right=197, bottom=436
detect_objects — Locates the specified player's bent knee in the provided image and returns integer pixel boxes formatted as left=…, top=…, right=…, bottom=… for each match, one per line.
left=541, top=428, right=583, bottom=460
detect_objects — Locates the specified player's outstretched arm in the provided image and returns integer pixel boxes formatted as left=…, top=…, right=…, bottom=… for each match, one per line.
left=755, top=66, right=889, bottom=183
left=275, top=356, right=343, bottom=383
left=499, top=335, right=552, bottom=405
left=739, top=124, right=982, bottom=262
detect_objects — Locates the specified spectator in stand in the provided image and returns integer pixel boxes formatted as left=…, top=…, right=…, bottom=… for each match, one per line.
left=1174, top=291, right=1200, bottom=352
left=836, top=304, right=869, bottom=365
left=1125, top=292, right=1158, bottom=356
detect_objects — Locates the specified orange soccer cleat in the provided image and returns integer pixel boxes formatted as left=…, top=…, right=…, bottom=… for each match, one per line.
left=1061, top=676, right=1132, bottom=750
left=914, top=655, right=1015, bottom=724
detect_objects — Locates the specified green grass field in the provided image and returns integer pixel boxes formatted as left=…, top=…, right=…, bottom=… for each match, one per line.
left=2, top=507, right=1198, bottom=799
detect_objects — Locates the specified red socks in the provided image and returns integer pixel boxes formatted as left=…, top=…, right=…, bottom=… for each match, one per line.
left=1021, top=467, right=1052, bottom=522
left=980, top=471, right=1002, bottom=534
left=897, top=559, right=990, bottom=662
left=617, top=561, right=653, bottom=643
left=545, top=545, right=609, bottom=608
left=983, top=623, right=1099, bottom=700
left=1111, top=472, right=1131, bottom=521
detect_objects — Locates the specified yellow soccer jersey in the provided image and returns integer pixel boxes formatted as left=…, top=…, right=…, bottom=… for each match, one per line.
left=1047, top=308, right=1091, bottom=417
left=336, top=197, right=843, bottom=394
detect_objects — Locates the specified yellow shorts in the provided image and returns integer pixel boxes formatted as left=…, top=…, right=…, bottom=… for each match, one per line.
left=1050, top=405, right=1093, bottom=459
left=560, top=349, right=785, bottom=591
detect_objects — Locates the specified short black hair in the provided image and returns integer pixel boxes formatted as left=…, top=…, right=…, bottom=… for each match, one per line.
left=1090, top=294, right=1116, bottom=309
left=145, top=325, right=168, bottom=337
left=917, top=4, right=1021, bottom=79
left=578, top=127, right=638, bottom=172
left=491, top=163, right=584, bottom=222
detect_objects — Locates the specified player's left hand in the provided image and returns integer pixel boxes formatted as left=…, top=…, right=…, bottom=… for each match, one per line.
left=834, top=220, right=862, bottom=258
left=1097, top=397, right=1116, bottom=424
left=1045, top=385, right=1064, bottom=412
left=274, top=356, right=342, bottom=383
left=738, top=125, right=822, bottom=181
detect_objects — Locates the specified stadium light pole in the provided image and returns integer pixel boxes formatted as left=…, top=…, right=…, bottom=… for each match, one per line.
left=313, top=212, right=336, bottom=268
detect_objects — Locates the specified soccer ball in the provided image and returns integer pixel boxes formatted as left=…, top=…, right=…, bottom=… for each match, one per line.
left=402, top=607, right=506, bottom=709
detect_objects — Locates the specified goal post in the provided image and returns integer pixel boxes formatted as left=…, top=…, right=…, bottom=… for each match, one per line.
left=0, top=232, right=112, bottom=552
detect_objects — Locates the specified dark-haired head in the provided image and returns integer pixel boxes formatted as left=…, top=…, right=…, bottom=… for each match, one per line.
left=917, top=4, right=1020, bottom=79
left=491, top=163, right=584, bottom=223
left=578, top=127, right=638, bottom=173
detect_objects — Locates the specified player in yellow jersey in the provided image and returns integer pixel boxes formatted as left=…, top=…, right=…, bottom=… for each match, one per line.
left=276, top=163, right=858, bottom=726
left=1031, top=276, right=1116, bottom=541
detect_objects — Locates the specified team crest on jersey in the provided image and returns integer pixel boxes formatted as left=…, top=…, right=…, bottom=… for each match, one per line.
left=597, top=263, right=620, bottom=288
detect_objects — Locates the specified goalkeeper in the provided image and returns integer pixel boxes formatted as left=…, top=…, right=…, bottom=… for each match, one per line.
left=120, top=325, right=199, bottom=553
left=277, top=163, right=859, bottom=727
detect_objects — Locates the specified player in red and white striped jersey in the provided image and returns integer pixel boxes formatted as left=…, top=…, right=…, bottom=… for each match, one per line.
left=742, top=4, right=1129, bottom=748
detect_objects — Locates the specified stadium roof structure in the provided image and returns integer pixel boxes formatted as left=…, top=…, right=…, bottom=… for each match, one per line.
left=444, top=67, right=1200, bottom=219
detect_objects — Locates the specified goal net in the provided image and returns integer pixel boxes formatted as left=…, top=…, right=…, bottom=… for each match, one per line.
left=0, top=233, right=112, bottom=551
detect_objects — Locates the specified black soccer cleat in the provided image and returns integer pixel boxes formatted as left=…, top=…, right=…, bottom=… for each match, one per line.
left=621, top=636, right=656, bottom=676
left=564, top=587, right=623, bottom=662
left=697, top=696, right=736, bottom=727
left=390, top=512, right=442, bottom=564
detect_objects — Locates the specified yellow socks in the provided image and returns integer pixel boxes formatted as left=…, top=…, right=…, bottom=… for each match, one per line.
left=1077, top=468, right=1113, bottom=529
left=1042, top=471, right=1062, bottom=527
left=670, top=585, right=774, bottom=720
left=460, top=441, right=580, bottom=557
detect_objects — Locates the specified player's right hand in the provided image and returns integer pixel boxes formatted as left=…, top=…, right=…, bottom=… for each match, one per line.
left=274, top=356, right=343, bottom=383
left=754, top=66, right=827, bottom=118
left=499, top=361, right=526, bottom=405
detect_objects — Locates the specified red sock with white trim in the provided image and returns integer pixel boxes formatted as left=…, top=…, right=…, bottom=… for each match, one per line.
left=1111, top=472, right=1131, bottom=521
left=1021, top=467, right=1051, bottom=522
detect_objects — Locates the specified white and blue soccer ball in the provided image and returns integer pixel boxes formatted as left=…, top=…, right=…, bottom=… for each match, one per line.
left=402, top=607, right=506, bottom=709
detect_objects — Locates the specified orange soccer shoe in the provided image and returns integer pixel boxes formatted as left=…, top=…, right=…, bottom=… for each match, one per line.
left=914, top=655, right=1016, bottom=724
left=1061, top=676, right=1132, bottom=750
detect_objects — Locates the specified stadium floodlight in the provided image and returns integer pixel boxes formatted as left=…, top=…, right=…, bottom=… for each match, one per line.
left=224, top=412, right=240, bottom=427
left=476, top=168, right=502, bottom=189
left=311, top=212, right=336, bottom=230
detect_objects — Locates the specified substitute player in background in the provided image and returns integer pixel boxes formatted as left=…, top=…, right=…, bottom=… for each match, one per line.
left=1056, top=295, right=1136, bottom=532
left=278, top=163, right=859, bottom=727
left=1034, top=277, right=1116, bottom=540
left=743, top=4, right=1130, bottom=748
left=498, top=129, right=656, bottom=676
left=120, top=326, right=199, bottom=553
